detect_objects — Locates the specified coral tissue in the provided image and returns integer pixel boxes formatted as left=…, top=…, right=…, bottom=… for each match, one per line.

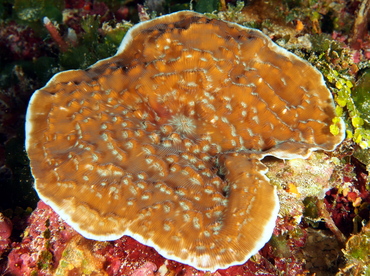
left=25, top=11, right=345, bottom=271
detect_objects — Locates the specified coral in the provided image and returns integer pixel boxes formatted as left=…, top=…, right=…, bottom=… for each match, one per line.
left=25, top=9, right=345, bottom=271
left=221, top=1, right=370, bottom=150
left=0, top=0, right=134, bottom=212
left=0, top=0, right=368, bottom=275
left=301, top=39, right=369, bottom=150
left=3, top=201, right=307, bottom=275
left=3, top=150, right=348, bottom=275
left=302, top=29, right=370, bottom=151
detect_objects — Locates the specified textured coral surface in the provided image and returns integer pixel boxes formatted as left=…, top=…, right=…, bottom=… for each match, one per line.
left=25, top=10, right=345, bottom=271
left=0, top=0, right=369, bottom=275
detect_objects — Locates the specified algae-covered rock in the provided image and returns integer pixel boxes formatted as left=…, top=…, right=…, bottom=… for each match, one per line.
left=337, top=222, right=370, bottom=276
left=266, top=152, right=340, bottom=223
left=352, top=69, right=370, bottom=125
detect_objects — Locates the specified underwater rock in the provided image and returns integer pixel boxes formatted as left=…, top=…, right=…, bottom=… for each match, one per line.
left=0, top=213, right=12, bottom=257
left=4, top=199, right=311, bottom=275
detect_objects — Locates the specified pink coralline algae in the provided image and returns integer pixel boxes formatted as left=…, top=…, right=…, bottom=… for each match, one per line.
left=5, top=201, right=77, bottom=276
left=3, top=200, right=311, bottom=275
left=130, top=262, right=157, bottom=276
left=4, top=201, right=166, bottom=276
left=0, top=213, right=12, bottom=257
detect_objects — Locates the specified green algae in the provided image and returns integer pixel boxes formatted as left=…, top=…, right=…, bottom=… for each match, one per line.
left=338, top=223, right=370, bottom=275
left=36, top=219, right=54, bottom=271
left=195, top=0, right=219, bottom=13
left=303, top=197, right=320, bottom=223
left=14, top=0, right=63, bottom=22
left=55, top=237, right=108, bottom=276
left=204, top=0, right=245, bottom=23
left=216, top=1, right=369, bottom=150
left=59, top=16, right=131, bottom=70
left=352, top=69, right=370, bottom=125
left=276, top=0, right=353, bottom=33
left=353, top=147, right=370, bottom=176
left=269, top=234, right=292, bottom=258
left=328, top=68, right=370, bottom=150
left=37, top=250, right=53, bottom=270
left=304, top=36, right=370, bottom=150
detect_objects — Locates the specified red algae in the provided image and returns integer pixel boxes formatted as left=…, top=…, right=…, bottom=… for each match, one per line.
left=130, top=262, right=157, bottom=276
left=5, top=201, right=77, bottom=276
left=0, top=213, right=12, bottom=258
left=101, top=237, right=165, bottom=275
left=325, top=161, right=370, bottom=236
left=0, top=22, right=46, bottom=61
left=4, top=200, right=311, bottom=275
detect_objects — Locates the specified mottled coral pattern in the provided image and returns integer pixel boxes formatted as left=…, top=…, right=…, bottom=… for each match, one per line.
left=26, top=11, right=344, bottom=271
